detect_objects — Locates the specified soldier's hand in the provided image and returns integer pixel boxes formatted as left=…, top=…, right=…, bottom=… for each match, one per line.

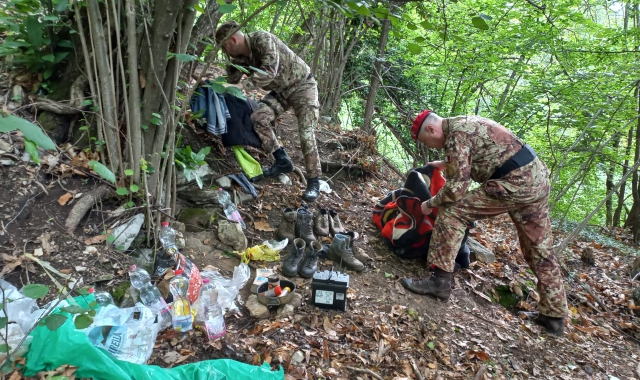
left=421, top=201, right=433, bottom=215
left=427, top=161, right=445, bottom=169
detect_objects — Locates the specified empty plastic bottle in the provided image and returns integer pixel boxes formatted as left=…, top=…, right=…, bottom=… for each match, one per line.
left=199, top=278, right=226, bottom=341
left=170, top=269, right=193, bottom=333
left=93, top=290, right=114, bottom=307
left=159, top=221, right=179, bottom=255
left=128, top=265, right=171, bottom=329
left=217, top=188, right=246, bottom=229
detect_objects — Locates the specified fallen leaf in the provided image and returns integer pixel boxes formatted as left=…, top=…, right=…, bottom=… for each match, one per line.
left=249, top=325, right=264, bottom=335
left=8, top=371, right=21, bottom=380
left=254, top=219, right=275, bottom=232
left=467, top=350, right=491, bottom=362
left=37, top=233, right=57, bottom=254
left=427, top=362, right=437, bottom=369
left=304, top=329, right=317, bottom=336
left=58, top=192, right=73, bottom=205
left=209, top=340, right=222, bottom=350
left=84, top=235, right=107, bottom=245
left=60, top=269, right=72, bottom=274
left=323, top=316, right=335, bottom=333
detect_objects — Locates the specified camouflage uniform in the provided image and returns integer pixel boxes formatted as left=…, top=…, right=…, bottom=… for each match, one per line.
left=226, top=31, right=322, bottom=178
left=425, top=116, right=568, bottom=318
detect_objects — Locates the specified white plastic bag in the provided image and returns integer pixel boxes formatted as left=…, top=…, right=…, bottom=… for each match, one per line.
left=0, top=323, right=32, bottom=362
left=85, top=304, right=161, bottom=364
left=0, top=279, right=42, bottom=333
left=319, top=180, right=332, bottom=194
left=263, top=239, right=288, bottom=251
left=200, top=263, right=250, bottom=313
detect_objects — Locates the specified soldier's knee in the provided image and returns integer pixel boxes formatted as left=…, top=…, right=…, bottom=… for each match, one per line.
left=250, top=106, right=275, bottom=125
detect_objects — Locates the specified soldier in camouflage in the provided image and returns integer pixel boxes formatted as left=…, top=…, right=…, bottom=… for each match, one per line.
left=400, top=110, right=568, bottom=336
left=215, top=21, right=322, bottom=202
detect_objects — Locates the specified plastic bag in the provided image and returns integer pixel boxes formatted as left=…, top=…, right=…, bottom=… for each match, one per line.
left=0, top=323, right=32, bottom=363
left=237, top=239, right=287, bottom=263
left=0, top=279, right=42, bottom=333
left=200, top=263, right=250, bottom=313
left=24, top=294, right=284, bottom=380
left=319, top=179, right=332, bottom=194
left=85, top=304, right=161, bottom=364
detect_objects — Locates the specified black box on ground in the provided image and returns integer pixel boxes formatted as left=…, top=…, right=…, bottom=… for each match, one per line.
left=311, top=270, right=349, bottom=311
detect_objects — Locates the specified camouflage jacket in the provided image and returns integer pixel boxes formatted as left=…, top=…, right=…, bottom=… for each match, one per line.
left=426, top=116, right=525, bottom=208
left=226, top=31, right=311, bottom=99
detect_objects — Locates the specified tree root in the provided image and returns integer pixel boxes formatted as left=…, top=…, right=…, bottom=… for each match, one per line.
left=292, top=166, right=306, bottom=185
left=473, top=364, right=487, bottom=380
left=346, top=366, right=383, bottom=380
left=64, top=185, right=113, bottom=233
left=30, top=98, right=81, bottom=115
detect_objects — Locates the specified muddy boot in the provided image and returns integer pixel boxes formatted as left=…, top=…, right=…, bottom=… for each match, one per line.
left=328, top=210, right=344, bottom=235
left=282, top=238, right=306, bottom=277
left=400, top=267, right=452, bottom=301
left=344, top=231, right=372, bottom=264
left=275, top=208, right=296, bottom=242
left=295, top=207, right=316, bottom=245
left=519, top=311, right=565, bottom=336
left=313, top=208, right=330, bottom=237
left=328, top=234, right=364, bottom=272
left=263, top=148, right=294, bottom=178
left=299, top=241, right=322, bottom=278
left=302, top=177, right=320, bottom=202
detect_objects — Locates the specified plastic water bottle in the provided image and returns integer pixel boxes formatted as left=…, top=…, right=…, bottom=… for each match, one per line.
left=93, top=290, right=114, bottom=307
left=128, top=265, right=171, bottom=329
left=170, top=269, right=193, bottom=333
left=217, top=188, right=246, bottom=229
left=200, top=278, right=226, bottom=341
left=159, top=221, right=178, bottom=255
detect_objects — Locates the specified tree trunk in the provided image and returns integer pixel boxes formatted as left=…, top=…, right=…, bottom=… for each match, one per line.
left=362, top=19, right=390, bottom=134
left=627, top=84, right=640, bottom=241
left=125, top=0, right=142, bottom=183
left=614, top=126, right=634, bottom=226
left=606, top=136, right=621, bottom=226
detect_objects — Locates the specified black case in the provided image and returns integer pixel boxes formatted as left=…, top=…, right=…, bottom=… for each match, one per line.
left=311, top=270, right=349, bottom=311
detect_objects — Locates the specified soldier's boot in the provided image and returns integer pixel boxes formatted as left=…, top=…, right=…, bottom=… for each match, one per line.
left=282, top=238, right=306, bottom=277
left=263, top=148, right=295, bottom=178
left=313, top=208, right=330, bottom=237
left=328, top=234, right=364, bottom=272
left=400, top=267, right=452, bottom=301
left=518, top=311, right=564, bottom=336
left=328, top=210, right=344, bottom=235
left=299, top=241, right=322, bottom=278
left=295, top=207, right=316, bottom=245
left=302, top=177, right=320, bottom=202
left=275, top=208, right=296, bottom=242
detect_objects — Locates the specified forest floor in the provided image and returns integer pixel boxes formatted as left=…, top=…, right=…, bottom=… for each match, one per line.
left=1, top=98, right=640, bottom=380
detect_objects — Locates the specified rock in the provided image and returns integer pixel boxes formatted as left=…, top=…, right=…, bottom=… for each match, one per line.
left=581, top=247, right=595, bottom=266
left=275, top=174, right=292, bottom=186
left=467, top=237, right=496, bottom=264
left=0, top=140, right=12, bottom=152
left=176, top=164, right=216, bottom=186
left=0, top=159, right=14, bottom=166
left=129, top=248, right=155, bottom=274
left=177, top=187, right=221, bottom=206
left=289, top=292, right=303, bottom=308
left=162, top=351, right=182, bottom=365
left=630, top=256, right=640, bottom=279
left=320, top=116, right=332, bottom=124
left=215, top=176, right=232, bottom=189
left=176, top=231, right=186, bottom=250
left=173, top=221, right=186, bottom=233
left=582, top=365, right=594, bottom=375
left=177, top=208, right=217, bottom=232
left=290, top=350, right=304, bottom=365
left=110, top=214, right=145, bottom=251
left=75, top=266, right=87, bottom=272
left=238, top=193, right=255, bottom=204
left=277, top=304, right=295, bottom=318
left=218, top=220, right=247, bottom=251
left=119, top=285, right=140, bottom=308
left=246, top=295, right=269, bottom=319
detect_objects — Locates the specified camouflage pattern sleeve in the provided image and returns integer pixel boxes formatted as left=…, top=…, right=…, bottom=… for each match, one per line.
left=246, top=32, right=279, bottom=88
left=427, top=131, right=473, bottom=208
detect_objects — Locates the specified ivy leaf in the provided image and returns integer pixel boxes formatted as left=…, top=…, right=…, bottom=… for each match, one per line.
left=407, top=23, right=418, bottom=31
left=0, top=343, right=9, bottom=353
left=74, top=314, right=94, bottom=329
left=472, top=16, right=489, bottom=30
left=125, top=169, right=134, bottom=176
left=56, top=39, right=73, bottom=48
left=43, top=68, right=53, bottom=80
left=210, top=82, right=226, bottom=94
left=88, top=160, right=116, bottom=183
left=24, top=138, right=40, bottom=164
left=218, top=4, right=236, bottom=13
left=0, top=316, right=7, bottom=329
left=42, top=54, right=55, bottom=62
left=225, top=86, right=245, bottom=99
left=106, top=235, right=116, bottom=244
left=45, top=314, right=68, bottom=331
left=420, top=20, right=435, bottom=30
left=116, top=187, right=129, bottom=196
left=0, top=114, right=56, bottom=150
left=407, top=43, right=423, bottom=55
left=130, top=184, right=139, bottom=193
left=22, top=284, right=49, bottom=299
left=428, top=341, right=435, bottom=350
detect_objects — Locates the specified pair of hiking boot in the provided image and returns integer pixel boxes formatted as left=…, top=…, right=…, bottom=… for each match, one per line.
left=282, top=238, right=323, bottom=278
left=275, top=205, right=316, bottom=245
left=312, top=209, right=344, bottom=237
left=400, top=268, right=564, bottom=336
left=327, top=231, right=364, bottom=272
left=261, top=147, right=320, bottom=202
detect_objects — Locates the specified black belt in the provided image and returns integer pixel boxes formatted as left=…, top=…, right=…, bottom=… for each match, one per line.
left=489, top=144, right=537, bottom=180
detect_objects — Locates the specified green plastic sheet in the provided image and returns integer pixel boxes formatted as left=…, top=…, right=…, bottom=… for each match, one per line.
left=232, top=146, right=263, bottom=180
left=23, top=296, right=284, bottom=380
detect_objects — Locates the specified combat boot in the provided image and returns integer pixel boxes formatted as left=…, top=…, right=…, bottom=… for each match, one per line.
left=313, top=208, right=330, bottom=237
left=282, top=238, right=306, bottom=277
left=302, top=177, right=320, bottom=202
left=263, top=148, right=294, bottom=178
left=299, top=241, right=322, bottom=278
left=328, top=210, right=344, bottom=235
left=295, top=207, right=316, bottom=245
left=518, top=311, right=564, bottom=336
left=275, top=208, right=296, bottom=242
left=328, top=234, right=364, bottom=272
left=400, top=268, right=452, bottom=301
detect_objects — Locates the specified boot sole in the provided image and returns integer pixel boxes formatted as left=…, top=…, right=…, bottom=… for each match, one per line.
left=401, top=280, right=451, bottom=301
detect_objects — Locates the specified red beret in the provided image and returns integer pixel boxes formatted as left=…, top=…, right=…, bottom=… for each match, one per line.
left=411, top=110, right=432, bottom=140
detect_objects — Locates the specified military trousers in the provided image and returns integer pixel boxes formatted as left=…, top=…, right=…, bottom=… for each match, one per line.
left=249, top=77, right=322, bottom=178
left=428, top=158, right=568, bottom=318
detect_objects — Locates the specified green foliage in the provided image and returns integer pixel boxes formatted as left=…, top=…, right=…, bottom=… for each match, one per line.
left=21, top=283, right=49, bottom=299
left=44, top=314, right=67, bottom=331
left=88, top=160, right=116, bottom=184
left=174, top=136, right=211, bottom=189
left=0, top=114, right=56, bottom=150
